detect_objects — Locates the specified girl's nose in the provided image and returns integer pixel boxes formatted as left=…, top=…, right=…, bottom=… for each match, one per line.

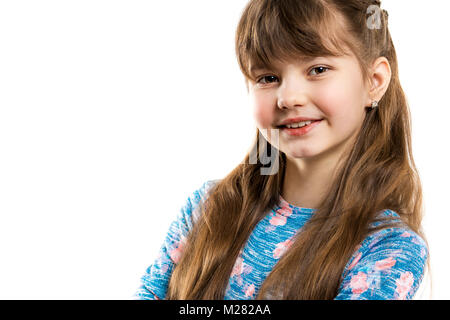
left=277, top=87, right=308, bottom=110
left=277, top=72, right=309, bottom=109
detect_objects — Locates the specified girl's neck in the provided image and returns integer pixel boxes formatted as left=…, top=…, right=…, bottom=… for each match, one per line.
left=281, top=142, right=350, bottom=209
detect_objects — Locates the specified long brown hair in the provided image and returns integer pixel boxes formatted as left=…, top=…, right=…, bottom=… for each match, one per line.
left=166, top=0, right=431, bottom=299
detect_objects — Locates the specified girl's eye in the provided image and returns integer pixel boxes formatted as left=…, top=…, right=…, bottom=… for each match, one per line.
left=256, top=75, right=279, bottom=85
left=309, top=66, right=330, bottom=76
left=255, top=66, right=330, bottom=85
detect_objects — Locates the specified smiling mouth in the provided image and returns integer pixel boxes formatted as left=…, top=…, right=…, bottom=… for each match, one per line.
left=276, top=119, right=323, bottom=129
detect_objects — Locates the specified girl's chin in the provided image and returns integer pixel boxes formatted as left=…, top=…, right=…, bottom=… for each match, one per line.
left=280, top=147, right=320, bottom=159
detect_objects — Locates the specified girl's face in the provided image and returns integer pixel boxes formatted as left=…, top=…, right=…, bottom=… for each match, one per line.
left=247, top=53, right=371, bottom=160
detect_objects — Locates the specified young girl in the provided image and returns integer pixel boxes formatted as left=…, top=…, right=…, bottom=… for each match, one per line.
left=135, top=0, right=430, bottom=300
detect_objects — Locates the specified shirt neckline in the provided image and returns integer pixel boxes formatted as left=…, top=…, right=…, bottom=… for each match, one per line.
left=278, top=194, right=317, bottom=212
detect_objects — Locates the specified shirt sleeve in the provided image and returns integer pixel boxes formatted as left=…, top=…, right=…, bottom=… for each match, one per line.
left=133, top=179, right=218, bottom=300
left=334, top=227, right=428, bottom=300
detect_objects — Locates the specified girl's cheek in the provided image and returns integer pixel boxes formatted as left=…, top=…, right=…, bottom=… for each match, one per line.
left=253, top=106, right=273, bottom=128
left=314, top=84, right=343, bottom=117
left=251, top=96, right=274, bottom=129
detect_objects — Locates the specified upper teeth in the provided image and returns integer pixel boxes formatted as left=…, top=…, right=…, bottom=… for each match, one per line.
left=285, top=121, right=313, bottom=128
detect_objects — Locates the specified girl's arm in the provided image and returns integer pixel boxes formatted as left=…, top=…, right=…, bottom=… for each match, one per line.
left=133, top=180, right=217, bottom=300
left=334, top=227, right=428, bottom=300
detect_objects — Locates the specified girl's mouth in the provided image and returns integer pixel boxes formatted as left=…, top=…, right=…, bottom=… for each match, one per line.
left=278, top=120, right=323, bottom=136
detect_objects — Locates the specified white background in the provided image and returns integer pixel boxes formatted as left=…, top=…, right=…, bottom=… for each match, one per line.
left=0, top=0, right=448, bottom=299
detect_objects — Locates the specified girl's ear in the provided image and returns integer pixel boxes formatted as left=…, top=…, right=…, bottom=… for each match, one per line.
left=365, top=56, right=392, bottom=105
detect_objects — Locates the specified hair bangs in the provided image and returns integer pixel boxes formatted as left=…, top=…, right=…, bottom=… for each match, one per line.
left=236, top=0, right=355, bottom=81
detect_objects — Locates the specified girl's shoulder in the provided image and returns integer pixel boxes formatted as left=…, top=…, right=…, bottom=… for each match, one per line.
left=338, top=209, right=429, bottom=299
left=186, top=179, right=220, bottom=208
left=341, top=208, right=428, bottom=282
left=363, top=209, right=428, bottom=256
left=177, top=178, right=221, bottom=230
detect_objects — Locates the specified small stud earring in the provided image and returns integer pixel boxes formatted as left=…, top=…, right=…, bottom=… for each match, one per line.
left=371, top=101, right=378, bottom=109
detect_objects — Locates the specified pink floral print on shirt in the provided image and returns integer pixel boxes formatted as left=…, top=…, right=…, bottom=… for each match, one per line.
left=169, top=235, right=187, bottom=264
left=375, top=257, right=396, bottom=271
left=269, top=202, right=293, bottom=226
left=245, top=284, right=256, bottom=298
left=231, top=253, right=254, bottom=286
left=273, top=239, right=293, bottom=259
left=395, top=271, right=414, bottom=300
left=350, top=271, right=369, bottom=294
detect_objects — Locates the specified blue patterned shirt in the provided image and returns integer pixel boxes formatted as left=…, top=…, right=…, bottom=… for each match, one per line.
left=135, top=179, right=428, bottom=300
